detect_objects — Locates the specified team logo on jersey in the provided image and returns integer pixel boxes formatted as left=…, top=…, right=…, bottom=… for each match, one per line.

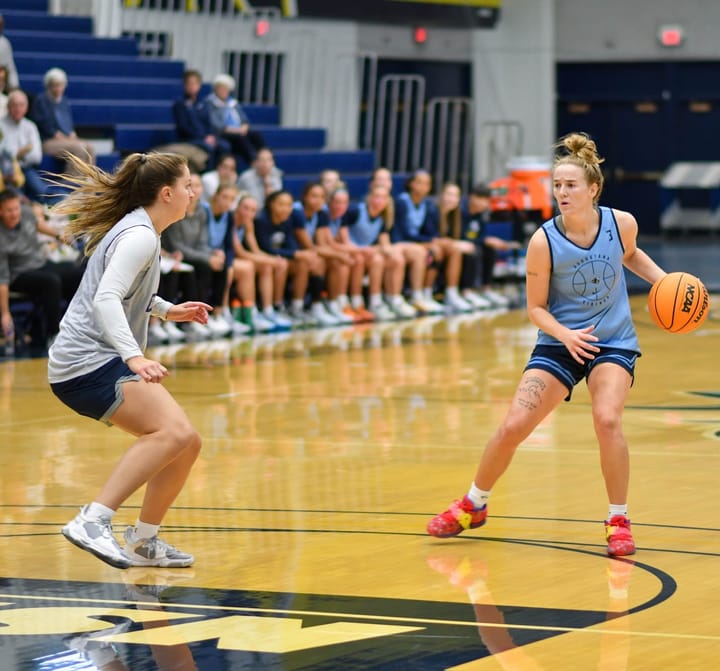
left=572, top=254, right=616, bottom=305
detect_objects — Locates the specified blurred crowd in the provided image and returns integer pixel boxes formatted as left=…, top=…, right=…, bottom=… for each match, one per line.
left=0, top=12, right=523, bottom=355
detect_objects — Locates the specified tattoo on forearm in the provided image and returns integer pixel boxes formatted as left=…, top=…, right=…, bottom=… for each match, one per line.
left=517, top=375, right=546, bottom=411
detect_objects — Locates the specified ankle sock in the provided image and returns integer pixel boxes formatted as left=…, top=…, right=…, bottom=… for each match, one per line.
left=84, top=502, right=115, bottom=521
left=134, top=520, right=160, bottom=540
left=468, top=483, right=490, bottom=509
left=608, top=504, right=628, bottom=520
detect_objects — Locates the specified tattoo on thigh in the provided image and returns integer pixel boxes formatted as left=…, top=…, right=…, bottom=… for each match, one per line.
left=517, top=375, right=546, bottom=411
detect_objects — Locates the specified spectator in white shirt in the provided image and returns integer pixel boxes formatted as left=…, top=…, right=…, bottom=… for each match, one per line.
left=0, top=90, right=53, bottom=203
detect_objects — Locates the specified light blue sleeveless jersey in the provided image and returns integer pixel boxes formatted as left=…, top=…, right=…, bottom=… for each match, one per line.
left=536, top=206, right=639, bottom=353
left=347, top=203, right=385, bottom=247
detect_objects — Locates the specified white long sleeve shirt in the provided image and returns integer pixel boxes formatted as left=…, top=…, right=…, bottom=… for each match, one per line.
left=48, top=208, right=173, bottom=383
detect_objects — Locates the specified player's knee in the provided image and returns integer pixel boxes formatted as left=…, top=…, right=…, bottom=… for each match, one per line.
left=592, top=409, right=621, bottom=438
left=496, top=417, right=530, bottom=447
left=167, top=421, right=202, bottom=455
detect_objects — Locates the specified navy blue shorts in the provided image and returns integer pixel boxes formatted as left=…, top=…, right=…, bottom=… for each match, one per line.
left=524, top=345, right=639, bottom=401
left=50, top=357, right=141, bottom=424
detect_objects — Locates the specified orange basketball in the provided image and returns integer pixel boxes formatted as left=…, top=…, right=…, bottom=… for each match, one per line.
left=648, top=272, right=710, bottom=334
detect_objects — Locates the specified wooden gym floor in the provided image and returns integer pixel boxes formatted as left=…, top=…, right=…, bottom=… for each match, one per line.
left=0, top=272, right=719, bottom=669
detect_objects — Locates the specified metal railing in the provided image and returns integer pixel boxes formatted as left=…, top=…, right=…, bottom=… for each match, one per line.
left=423, top=97, right=473, bottom=193
left=224, top=50, right=283, bottom=105
left=374, top=74, right=425, bottom=173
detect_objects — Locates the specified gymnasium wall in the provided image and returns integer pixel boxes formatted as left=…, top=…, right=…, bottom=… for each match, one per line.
left=555, top=0, right=720, bottom=62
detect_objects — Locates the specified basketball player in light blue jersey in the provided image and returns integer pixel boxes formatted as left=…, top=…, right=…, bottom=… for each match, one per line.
left=428, top=133, right=667, bottom=557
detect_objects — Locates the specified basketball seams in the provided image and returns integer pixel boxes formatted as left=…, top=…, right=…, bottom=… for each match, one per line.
left=648, top=272, right=709, bottom=334
left=669, top=272, right=686, bottom=332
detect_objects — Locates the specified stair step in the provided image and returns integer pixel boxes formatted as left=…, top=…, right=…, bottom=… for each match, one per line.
left=1, top=10, right=92, bottom=33
left=16, top=52, right=185, bottom=79
left=8, top=30, right=139, bottom=56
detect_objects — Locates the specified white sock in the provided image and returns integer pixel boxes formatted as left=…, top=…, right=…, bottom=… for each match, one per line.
left=369, top=294, right=383, bottom=309
left=608, top=504, right=628, bottom=520
left=327, top=299, right=340, bottom=312
left=423, top=287, right=433, bottom=300
left=134, top=520, right=160, bottom=539
left=446, top=286, right=459, bottom=301
left=263, top=305, right=274, bottom=317
left=291, top=298, right=304, bottom=312
left=389, top=294, right=405, bottom=307
left=337, top=294, right=349, bottom=309
left=84, top=502, right=115, bottom=521
left=411, top=290, right=424, bottom=302
left=467, top=483, right=490, bottom=509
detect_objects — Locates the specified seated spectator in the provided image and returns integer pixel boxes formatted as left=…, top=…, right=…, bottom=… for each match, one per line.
left=203, top=73, right=264, bottom=166
left=0, top=15, right=18, bottom=91
left=203, top=183, right=241, bottom=336
left=160, top=173, right=217, bottom=340
left=237, top=148, right=283, bottom=208
left=370, top=166, right=394, bottom=193
left=320, top=169, right=343, bottom=200
left=319, top=186, right=377, bottom=323
left=438, top=181, right=489, bottom=310
left=201, top=153, right=237, bottom=203
left=254, top=189, right=320, bottom=327
left=292, top=182, right=353, bottom=326
left=461, top=183, right=520, bottom=308
left=0, top=188, right=83, bottom=348
left=0, top=65, right=10, bottom=118
left=231, top=192, right=292, bottom=332
left=0, top=90, right=57, bottom=204
left=394, top=169, right=466, bottom=313
left=340, top=184, right=417, bottom=321
left=30, top=67, right=96, bottom=175
left=171, top=69, right=223, bottom=170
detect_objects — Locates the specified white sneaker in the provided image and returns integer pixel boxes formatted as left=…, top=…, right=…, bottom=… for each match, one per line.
left=482, top=289, right=511, bottom=308
left=148, top=322, right=168, bottom=344
left=265, top=307, right=293, bottom=329
left=326, top=301, right=355, bottom=325
left=276, top=306, right=303, bottom=328
left=62, top=506, right=132, bottom=569
left=413, top=297, right=444, bottom=315
left=391, top=299, right=418, bottom=320
left=221, top=306, right=234, bottom=326
left=184, top=321, right=212, bottom=340
left=311, top=303, right=341, bottom=327
left=290, top=307, right=318, bottom=328
left=371, top=302, right=396, bottom=322
left=232, top=320, right=252, bottom=336
left=251, top=307, right=276, bottom=333
left=207, top=315, right=231, bottom=337
left=123, top=526, right=194, bottom=568
left=444, top=293, right=473, bottom=314
left=163, top=321, right=186, bottom=342
left=462, top=290, right=493, bottom=310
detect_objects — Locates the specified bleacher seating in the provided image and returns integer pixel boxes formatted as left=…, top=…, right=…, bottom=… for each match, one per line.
left=4, top=0, right=381, bottom=199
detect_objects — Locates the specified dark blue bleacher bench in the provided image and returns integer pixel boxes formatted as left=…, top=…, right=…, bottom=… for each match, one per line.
left=16, top=52, right=185, bottom=79
left=113, top=124, right=327, bottom=154
left=21, top=75, right=183, bottom=101
left=7, top=30, right=138, bottom=57
left=1, top=10, right=92, bottom=34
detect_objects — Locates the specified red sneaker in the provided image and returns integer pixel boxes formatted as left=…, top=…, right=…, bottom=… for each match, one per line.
left=427, top=496, right=488, bottom=538
left=605, top=515, right=636, bottom=556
